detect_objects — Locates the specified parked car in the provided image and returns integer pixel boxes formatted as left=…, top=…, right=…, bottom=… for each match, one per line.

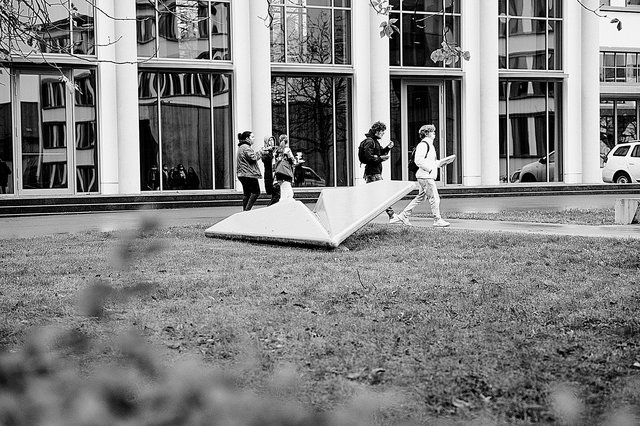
left=601, top=141, right=640, bottom=184
left=510, top=151, right=555, bottom=183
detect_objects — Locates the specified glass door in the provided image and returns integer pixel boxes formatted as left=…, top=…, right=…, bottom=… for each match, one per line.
left=401, top=81, right=445, bottom=183
left=17, top=71, right=73, bottom=195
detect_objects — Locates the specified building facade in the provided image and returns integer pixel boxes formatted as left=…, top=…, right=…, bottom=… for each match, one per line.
left=0, top=0, right=612, bottom=198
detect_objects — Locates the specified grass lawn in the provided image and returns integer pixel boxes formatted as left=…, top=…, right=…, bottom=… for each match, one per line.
left=425, top=208, right=617, bottom=226
left=1, top=222, right=640, bottom=425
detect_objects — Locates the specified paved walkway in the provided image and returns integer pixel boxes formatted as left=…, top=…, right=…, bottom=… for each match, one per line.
left=1, top=194, right=640, bottom=240
left=371, top=215, right=640, bottom=240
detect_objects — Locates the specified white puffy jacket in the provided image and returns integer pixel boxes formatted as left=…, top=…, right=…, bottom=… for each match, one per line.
left=415, top=137, right=438, bottom=179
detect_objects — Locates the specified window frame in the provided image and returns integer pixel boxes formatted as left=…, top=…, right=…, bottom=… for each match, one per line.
left=5, top=0, right=96, bottom=57
left=137, top=69, right=234, bottom=191
left=269, top=0, right=352, bottom=65
left=498, top=0, right=563, bottom=72
left=270, top=73, right=353, bottom=187
left=600, top=51, right=640, bottom=83
left=388, top=0, right=462, bottom=69
left=136, top=0, right=232, bottom=62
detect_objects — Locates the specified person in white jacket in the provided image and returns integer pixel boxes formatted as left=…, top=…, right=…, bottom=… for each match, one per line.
left=390, top=124, right=451, bottom=227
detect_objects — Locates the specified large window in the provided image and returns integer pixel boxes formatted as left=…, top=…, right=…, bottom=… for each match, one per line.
left=271, top=75, right=352, bottom=187
left=499, top=0, right=562, bottom=71
left=4, top=0, right=95, bottom=55
left=270, top=0, right=352, bottom=64
left=138, top=71, right=233, bottom=191
left=74, top=70, right=98, bottom=193
left=500, top=79, right=563, bottom=183
left=600, top=52, right=640, bottom=83
left=388, top=0, right=461, bottom=68
left=137, top=0, right=231, bottom=60
left=600, top=99, right=638, bottom=164
left=0, top=72, right=13, bottom=195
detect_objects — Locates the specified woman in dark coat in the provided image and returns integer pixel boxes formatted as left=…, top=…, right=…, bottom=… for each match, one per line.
left=236, top=131, right=262, bottom=211
left=186, top=167, right=200, bottom=189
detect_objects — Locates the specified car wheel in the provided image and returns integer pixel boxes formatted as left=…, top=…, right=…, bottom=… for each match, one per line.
left=520, top=174, right=536, bottom=183
left=614, top=173, right=632, bottom=184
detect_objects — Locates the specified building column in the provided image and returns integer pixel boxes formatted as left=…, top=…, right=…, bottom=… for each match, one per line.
left=232, top=0, right=252, bottom=191
left=249, top=1, right=272, bottom=146
left=114, top=0, right=140, bottom=194
left=461, top=0, right=482, bottom=186
left=479, top=0, right=500, bottom=185
left=95, top=0, right=119, bottom=194
left=233, top=0, right=252, bottom=139
left=369, top=7, right=391, bottom=180
left=352, top=1, right=372, bottom=185
left=581, top=0, right=602, bottom=183
left=563, top=0, right=583, bottom=183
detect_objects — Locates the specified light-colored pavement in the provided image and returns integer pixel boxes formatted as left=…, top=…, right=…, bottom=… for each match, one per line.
left=371, top=215, right=640, bottom=240
left=1, top=194, right=639, bottom=240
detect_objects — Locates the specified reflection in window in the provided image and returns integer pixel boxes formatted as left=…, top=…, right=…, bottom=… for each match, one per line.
left=137, top=0, right=231, bottom=60
left=74, top=70, right=99, bottom=192
left=0, top=72, right=13, bottom=194
left=499, top=79, right=563, bottom=183
left=270, top=1, right=351, bottom=64
left=158, top=0, right=209, bottom=59
left=601, top=99, right=639, bottom=155
left=389, top=0, right=461, bottom=68
left=498, top=0, right=562, bottom=71
left=20, top=74, right=68, bottom=190
left=616, top=100, right=638, bottom=144
left=6, top=0, right=94, bottom=55
left=271, top=75, right=352, bottom=187
left=600, top=100, right=614, bottom=167
left=138, top=71, right=233, bottom=191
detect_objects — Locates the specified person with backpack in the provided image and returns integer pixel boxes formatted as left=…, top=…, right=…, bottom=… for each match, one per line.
left=359, top=121, right=402, bottom=223
left=390, top=124, right=450, bottom=227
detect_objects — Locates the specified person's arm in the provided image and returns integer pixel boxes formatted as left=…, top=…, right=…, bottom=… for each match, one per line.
left=283, top=147, right=297, bottom=164
left=245, top=147, right=260, bottom=163
left=380, top=141, right=394, bottom=156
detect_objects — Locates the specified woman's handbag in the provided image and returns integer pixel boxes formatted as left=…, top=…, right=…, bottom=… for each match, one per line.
left=274, top=156, right=294, bottom=179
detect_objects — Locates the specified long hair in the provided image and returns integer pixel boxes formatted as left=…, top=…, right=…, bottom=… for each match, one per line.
left=276, top=135, right=292, bottom=161
left=277, top=134, right=289, bottom=153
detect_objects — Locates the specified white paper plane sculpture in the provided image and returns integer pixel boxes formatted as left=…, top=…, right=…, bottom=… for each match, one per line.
left=205, top=180, right=415, bottom=248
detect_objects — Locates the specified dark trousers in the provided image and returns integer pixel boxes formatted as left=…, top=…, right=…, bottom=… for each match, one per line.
left=265, top=179, right=280, bottom=206
left=365, top=173, right=395, bottom=218
left=238, top=176, right=260, bottom=211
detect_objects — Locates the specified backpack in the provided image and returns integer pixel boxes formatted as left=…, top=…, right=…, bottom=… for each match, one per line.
left=408, top=141, right=429, bottom=174
left=357, top=138, right=368, bottom=164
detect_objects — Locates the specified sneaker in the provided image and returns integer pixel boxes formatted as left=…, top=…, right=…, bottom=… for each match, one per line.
left=433, top=218, right=450, bottom=228
left=390, top=213, right=411, bottom=225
